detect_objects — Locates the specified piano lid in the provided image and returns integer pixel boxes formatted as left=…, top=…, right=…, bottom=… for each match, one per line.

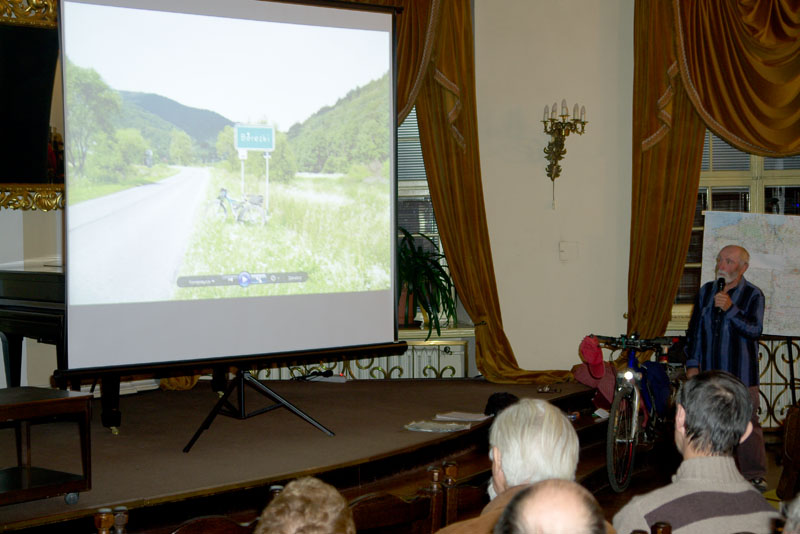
left=0, top=258, right=64, bottom=305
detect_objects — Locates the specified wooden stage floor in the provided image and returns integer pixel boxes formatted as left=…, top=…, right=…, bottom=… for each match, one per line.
left=0, top=378, right=596, bottom=532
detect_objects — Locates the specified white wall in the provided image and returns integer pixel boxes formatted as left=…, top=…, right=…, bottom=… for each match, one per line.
left=474, top=0, right=633, bottom=371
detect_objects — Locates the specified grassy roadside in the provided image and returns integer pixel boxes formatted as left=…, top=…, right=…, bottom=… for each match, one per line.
left=67, top=164, right=180, bottom=205
left=177, top=168, right=392, bottom=299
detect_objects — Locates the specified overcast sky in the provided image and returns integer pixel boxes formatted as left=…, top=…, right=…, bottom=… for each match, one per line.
left=62, top=1, right=391, bottom=130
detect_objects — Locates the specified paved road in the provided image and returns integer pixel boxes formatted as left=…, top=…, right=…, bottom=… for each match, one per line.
left=68, top=167, right=210, bottom=305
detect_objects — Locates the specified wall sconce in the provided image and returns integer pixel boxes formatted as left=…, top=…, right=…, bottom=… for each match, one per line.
left=542, top=99, right=587, bottom=208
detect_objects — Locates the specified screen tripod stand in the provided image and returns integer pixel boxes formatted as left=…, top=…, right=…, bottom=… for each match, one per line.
left=184, top=368, right=334, bottom=452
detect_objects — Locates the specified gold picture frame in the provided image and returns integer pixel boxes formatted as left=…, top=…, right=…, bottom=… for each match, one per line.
left=1, top=0, right=64, bottom=211
left=1, top=0, right=58, bottom=28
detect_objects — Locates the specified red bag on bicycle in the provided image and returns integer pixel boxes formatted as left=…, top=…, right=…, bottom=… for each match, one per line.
left=574, top=335, right=615, bottom=410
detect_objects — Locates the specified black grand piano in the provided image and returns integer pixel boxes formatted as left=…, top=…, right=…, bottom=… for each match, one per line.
left=0, top=262, right=65, bottom=386
left=0, top=263, right=121, bottom=429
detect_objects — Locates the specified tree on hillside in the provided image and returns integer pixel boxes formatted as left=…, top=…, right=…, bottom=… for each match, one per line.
left=169, top=129, right=194, bottom=165
left=216, top=125, right=238, bottom=171
left=84, top=128, right=148, bottom=184
left=269, top=131, right=297, bottom=182
left=116, top=129, right=148, bottom=168
left=85, top=132, right=125, bottom=183
left=63, top=58, right=121, bottom=178
left=244, top=131, right=296, bottom=182
left=287, top=73, right=390, bottom=174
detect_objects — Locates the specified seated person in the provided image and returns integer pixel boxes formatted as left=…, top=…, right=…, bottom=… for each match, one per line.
left=493, top=478, right=606, bottom=534
left=254, top=476, right=354, bottom=534
left=782, top=492, right=800, bottom=534
left=437, top=398, right=580, bottom=534
left=613, top=370, right=780, bottom=534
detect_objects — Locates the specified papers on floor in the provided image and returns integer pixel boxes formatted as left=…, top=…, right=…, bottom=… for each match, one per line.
left=433, top=411, right=491, bottom=422
left=404, top=421, right=472, bottom=433
left=404, top=410, right=491, bottom=433
left=594, top=408, right=609, bottom=419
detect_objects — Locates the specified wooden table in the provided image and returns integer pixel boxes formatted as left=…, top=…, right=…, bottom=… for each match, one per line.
left=0, top=387, right=92, bottom=505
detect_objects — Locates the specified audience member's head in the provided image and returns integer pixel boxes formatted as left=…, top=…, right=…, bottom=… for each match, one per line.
left=254, top=477, right=355, bottom=534
left=493, top=479, right=606, bottom=534
left=675, top=370, right=753, bottom=457
left=783, top=493, right=800, bottom=534
left=487, top=398, right=579, bottom=500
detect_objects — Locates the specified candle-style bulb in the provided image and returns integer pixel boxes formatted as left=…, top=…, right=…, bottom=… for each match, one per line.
left=573, top=103, right=579, bottom=120
left=551, top=102, right=558, bottom=119
left=580, top=105, right=586, bottom=121
left=544, top=105, right=549, bottom=121
left=561, top=99, right=567, bottom=115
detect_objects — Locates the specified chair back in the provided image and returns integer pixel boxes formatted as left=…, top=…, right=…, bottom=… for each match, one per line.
left=779, top=403, right=800, bottom=499
left=169, top=515, right=254, bottom=534
left=350, top=466, right=443, bottom=534
left=442, top=460, right=491, bottom=525
left=630, top=521, right=672, bottom=534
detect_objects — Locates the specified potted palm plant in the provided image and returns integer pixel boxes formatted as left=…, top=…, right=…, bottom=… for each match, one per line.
left=397, top=226, right=457, bottom=339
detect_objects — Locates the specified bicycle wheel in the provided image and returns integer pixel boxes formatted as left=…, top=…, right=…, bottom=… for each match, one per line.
left=606, top=386, right=637, bottom=492
left=205, top=200, right=227, bottom=221
left=237, top=203, right=264, bottom=225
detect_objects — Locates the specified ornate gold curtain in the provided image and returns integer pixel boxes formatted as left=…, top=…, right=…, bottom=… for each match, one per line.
left=628, top=0, right=800, bottom=342
left=627, top=0, right=706, bottom=341
left=674, top=0, right=800, bottom=157
left=399, top=0, right=568, bottom=382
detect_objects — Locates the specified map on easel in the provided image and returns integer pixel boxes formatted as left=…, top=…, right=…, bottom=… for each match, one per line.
left=701, top=211, right=800, bottom=336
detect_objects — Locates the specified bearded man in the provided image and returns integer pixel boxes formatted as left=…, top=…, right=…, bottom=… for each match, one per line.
left=685, top=244, right=766, bottom=491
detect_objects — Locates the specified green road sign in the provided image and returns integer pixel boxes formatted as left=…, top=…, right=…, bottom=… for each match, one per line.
left=234, top=124, right=274, bottom=151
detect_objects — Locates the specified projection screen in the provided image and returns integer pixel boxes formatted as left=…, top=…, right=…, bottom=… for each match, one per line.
left=61, top=0, right=396, bottom=370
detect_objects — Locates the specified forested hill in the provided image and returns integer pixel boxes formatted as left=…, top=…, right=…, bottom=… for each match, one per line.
left=286, top=72, right=390, bottom=174
left=111, top=73, right=389, bottom=172
left=119, top=91, right=232, bottom=146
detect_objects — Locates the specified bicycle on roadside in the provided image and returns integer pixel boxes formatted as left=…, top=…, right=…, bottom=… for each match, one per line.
left=207, top=187, right=265, bottom=224
left=591, top=333, right=684, bottom=493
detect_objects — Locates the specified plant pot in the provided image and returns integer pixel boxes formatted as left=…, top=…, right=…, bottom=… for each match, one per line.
left=398, top=285, right=421, bottom=327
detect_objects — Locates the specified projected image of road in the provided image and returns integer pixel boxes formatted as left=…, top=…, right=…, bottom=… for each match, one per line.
left=63, top=1, right=393, bottom=307
left=68, top=167, right=210, bottom=305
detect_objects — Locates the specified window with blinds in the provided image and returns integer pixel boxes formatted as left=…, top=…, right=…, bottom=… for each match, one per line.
left=397, top=107, right=442, bottom=256
left=676, top=131, right=800, bottom=305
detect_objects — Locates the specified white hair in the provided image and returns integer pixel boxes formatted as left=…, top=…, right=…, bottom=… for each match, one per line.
left=783, top=493, right=800, bottom=534
left=489, top=398, right=579, bottom=489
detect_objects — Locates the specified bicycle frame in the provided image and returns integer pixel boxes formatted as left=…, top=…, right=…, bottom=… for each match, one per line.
left=595, top=333, right=679, bottom=493
left=215, top=188, right=263, bottom=224
left=614, top=348, right=643, bottom=444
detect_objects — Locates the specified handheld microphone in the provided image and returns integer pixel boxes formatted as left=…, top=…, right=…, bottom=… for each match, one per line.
left=714, top=277, right=725, bottom=316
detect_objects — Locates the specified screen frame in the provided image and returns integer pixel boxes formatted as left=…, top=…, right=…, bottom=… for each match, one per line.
left=58, top=0, right=403, bottom=377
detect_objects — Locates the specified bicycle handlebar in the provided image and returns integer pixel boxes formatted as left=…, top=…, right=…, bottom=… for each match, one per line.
left=591, top=334, right=677, bottom=352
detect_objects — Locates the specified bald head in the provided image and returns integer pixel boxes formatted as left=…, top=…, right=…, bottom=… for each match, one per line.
left=715, top=245, right=750, bottom=288
left=494, top=479, right=605, bottom=534
left=719, top=245, right=749, bottom=265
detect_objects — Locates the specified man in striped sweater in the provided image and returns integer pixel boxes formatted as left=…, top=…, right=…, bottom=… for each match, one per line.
left=612, top=371, right=779, bottom=534
left=685, top=244, right=767, bottom=490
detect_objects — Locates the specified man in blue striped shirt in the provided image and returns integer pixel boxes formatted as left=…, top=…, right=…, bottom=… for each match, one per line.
left=685, top=244, right=767, bottom=491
